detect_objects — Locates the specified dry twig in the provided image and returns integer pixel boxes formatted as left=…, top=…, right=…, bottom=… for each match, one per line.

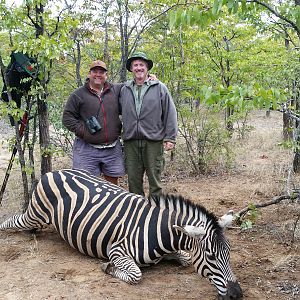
left=237, top=193, right=298, bottom=218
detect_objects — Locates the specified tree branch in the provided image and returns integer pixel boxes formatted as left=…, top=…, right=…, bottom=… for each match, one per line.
left=128, top=2, right=190, bottom=55
left=236, top=193, right=298, bottom=218
left=247, top=0, right=300, bottom=38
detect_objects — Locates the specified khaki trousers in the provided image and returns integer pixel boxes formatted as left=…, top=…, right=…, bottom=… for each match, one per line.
left=124, top=140, right=165, bottom=196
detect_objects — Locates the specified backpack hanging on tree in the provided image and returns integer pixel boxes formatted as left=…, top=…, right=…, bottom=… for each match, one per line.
left=1, top=52, right=38, bottom=124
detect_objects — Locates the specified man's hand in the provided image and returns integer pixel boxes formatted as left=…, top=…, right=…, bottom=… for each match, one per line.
left=148, top=74, right=157, bottom=80
left=164, top=141, right=175, bottom=151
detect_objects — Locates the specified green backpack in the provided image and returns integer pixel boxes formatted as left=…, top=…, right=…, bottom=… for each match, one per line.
left=1, top=52, right=38, bottom=125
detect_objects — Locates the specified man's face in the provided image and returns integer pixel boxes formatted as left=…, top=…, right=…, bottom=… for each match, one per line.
left=130, top=59, right=148, bottom=82
left=89, top=67, right=107, bottom=86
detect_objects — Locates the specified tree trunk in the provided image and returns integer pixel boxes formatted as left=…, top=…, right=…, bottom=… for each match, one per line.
left=38, top=92, right=52, bottom=175
left=103, top=1, right=110, bottom=64
left=292, top=75, right=300, bottom=171
left=292, top=0, right=300, bottom=171
left=117, top=0, right=129, bottom=82
left=28, top=111, right=38, bottom=195
left=35, top=3, right=52, bottom=175
left=281, top=28, right=293, bottom=139
left=283, top=112, right=293, bottom=140
left=223, top=36, right=234, bottom=132
left=294, top=152, right=300, bottom=173
left=75, top=38, right=82, bottom=87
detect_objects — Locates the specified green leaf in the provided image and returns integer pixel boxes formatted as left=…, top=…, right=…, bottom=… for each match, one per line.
left=181, top=10, right=187, bottom=24
left=169, top=10, right=176, bottom=29
left=241, top=220, right=253, bottom=230
left=227, top=0, right=235, bottom=9
left=296, top=12, right=300, bottom=29
left=241, top=0, right=247, bottom=13
left=212, top=0, right=222, bottom=15
left=233, top=0, right=239, bottom=14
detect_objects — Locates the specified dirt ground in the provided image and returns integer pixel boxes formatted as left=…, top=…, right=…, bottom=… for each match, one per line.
left=0, top=110, right=299, bottom=300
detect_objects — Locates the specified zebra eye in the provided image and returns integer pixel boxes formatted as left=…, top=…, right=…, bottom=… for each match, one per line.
left=207, top=253, right=216, bottom=261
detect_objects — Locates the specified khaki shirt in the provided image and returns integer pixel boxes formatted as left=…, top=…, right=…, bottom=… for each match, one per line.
left=132, top=80, right=151, bottom=116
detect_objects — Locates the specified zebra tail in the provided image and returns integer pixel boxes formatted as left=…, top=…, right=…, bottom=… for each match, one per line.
left=0, top=213, right=44, bottom=231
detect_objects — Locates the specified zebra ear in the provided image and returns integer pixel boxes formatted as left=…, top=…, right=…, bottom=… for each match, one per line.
left=218, top=210, right=234, bottom=228
left=173, top=225, right=206, bottom=239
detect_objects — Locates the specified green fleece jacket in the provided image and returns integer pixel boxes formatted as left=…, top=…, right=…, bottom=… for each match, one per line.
left=119, top=80, right=178, bottom=142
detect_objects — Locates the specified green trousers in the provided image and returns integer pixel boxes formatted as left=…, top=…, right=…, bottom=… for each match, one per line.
left=124, top=140, right=165, bottom=196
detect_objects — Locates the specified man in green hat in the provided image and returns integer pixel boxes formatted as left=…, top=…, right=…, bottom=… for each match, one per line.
left=119, top=51, right=178, bottom=196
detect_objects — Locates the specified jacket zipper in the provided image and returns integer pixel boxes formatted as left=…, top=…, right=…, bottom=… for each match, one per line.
left=98, top=94, right=108, bottom=144
left=129, top=86, right=141, bottom=139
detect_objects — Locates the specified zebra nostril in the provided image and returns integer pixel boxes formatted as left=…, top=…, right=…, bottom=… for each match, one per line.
left=227, top=280, right=243, bottom=299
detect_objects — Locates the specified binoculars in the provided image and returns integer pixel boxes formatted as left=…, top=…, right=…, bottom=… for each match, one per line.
left=86, top=116, right=101, bottom=134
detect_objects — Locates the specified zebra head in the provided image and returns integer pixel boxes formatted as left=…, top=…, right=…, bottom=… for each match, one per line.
left=173, top=220, right=243, bottom=299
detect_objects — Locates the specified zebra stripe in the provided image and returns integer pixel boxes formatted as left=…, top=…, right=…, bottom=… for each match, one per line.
left=0, top=169, right=242, bottom=299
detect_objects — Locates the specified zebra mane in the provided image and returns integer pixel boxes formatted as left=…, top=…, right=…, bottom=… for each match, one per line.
left=149, top=193, right=223, bottom=235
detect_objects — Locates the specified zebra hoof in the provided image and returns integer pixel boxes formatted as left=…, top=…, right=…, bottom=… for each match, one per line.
left=101, top=262, right=110, bottom=273
left=178, top=251, right=192, bottom=267
left=180, top=259, right=192, bottom=267
left=101, top=262, right=115, bottom=275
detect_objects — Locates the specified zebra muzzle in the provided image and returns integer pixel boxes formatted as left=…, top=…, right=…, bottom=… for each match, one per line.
left=218, top=280, right=243, bottom=300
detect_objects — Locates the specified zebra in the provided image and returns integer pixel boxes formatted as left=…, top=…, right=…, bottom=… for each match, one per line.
left=0, top=169, right=243, bottom=299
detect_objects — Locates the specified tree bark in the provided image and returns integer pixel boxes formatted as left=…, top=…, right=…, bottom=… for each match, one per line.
left=75, top=37, right=82, bottom=87
left=34, top=3, right=52, bottom=175
left=283, top=112, right=293, bottom=141
left=38, top=91, right=52, bottom=175
left=103, top=1, right=111, bottom=64
left=117, top=0, right=129, bottom=82
left=293, top=78, right=300, bottom=172
left=223, top=35, right=234, bottom=131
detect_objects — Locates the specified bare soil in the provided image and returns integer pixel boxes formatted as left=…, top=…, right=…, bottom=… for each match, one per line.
left=0, top=111, right=299, bottom=300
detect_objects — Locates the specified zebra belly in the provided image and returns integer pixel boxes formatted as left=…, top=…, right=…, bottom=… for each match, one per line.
left=34, top=170, right=135, bottom=259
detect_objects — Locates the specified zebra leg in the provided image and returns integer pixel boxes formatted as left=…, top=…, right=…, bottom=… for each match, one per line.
left=163, top=250, right=192, bottom=267
left=101, top=245, right=142, bottom=284
left=101, top=255, right=142, bottom=284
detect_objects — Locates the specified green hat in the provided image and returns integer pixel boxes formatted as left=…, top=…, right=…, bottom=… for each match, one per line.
left=126, top=52, right=153, bottom=72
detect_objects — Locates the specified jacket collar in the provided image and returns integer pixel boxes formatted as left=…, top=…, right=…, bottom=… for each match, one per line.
left=124, top=79, right=159, bottom=87
left=84, top=79, right=112, bottom=94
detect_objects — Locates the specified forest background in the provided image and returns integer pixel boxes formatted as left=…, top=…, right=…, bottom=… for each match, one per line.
left=0, top=1, right=299, bottom=299
left=0, top=0, right=299, bottom=224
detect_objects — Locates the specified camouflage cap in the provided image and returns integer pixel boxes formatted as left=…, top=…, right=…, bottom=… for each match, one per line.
left=90, top=60, right=107, bottom=71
